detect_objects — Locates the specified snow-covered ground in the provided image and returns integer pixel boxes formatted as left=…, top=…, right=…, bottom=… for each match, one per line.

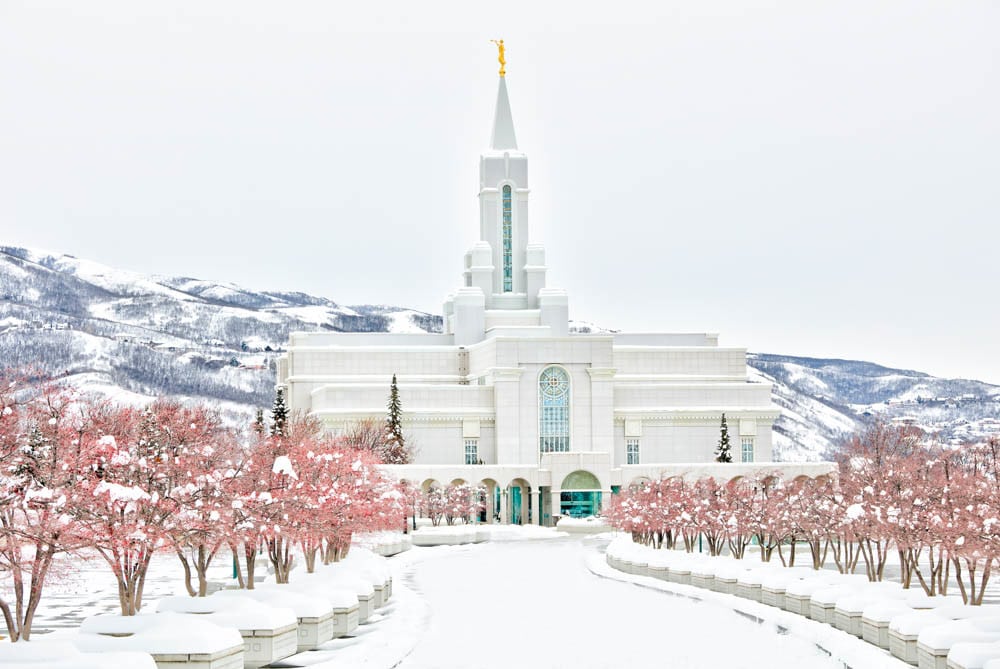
left=10, top=530, right=919, bottom=668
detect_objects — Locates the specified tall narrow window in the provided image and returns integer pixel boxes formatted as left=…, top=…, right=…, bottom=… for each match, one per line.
left=741, top=437, right=755, bottom=463
left=502, top=185, right=513, bottom=292
left=626, top=439, right=640, bottom=465
left=539, top=366, right=570, bottom=453
left=465, top=438, right=479, bottom=465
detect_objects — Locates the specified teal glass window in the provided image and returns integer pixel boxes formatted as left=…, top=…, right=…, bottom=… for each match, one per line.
left=502, top=185, right=513, bottom=292
left=539, top=366, right=570, bottom=452
left=626, top=438, right=640, bottom=465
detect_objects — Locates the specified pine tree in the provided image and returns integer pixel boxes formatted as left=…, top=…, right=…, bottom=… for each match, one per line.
left=252, top=408, right=266, bottom=437
left=270, top=388, right=288, bottom=438
left=384, top=374, right=408, bottom=464
left=715, top=413, right=733, bottom=463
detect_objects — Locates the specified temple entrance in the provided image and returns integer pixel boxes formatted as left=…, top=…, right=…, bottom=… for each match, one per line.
left=559, top=490, right=601, bottom=518
left=559, top=470, right=602, bottom=518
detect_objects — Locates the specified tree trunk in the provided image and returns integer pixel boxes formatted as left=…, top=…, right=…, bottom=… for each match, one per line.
left=176, top=548, right=197, bottom=597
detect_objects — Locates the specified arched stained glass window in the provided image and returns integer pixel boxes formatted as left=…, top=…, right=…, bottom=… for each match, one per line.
left=502, top=185, right=513, bottom=292
left=539, top=366, right=570, bottom=452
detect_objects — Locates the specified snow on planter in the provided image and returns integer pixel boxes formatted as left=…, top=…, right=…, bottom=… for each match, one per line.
left=356, top=531, right=412, bottom=557
left=215, top=587, right=334, bottom=652
left=340, top=547, right=393, bottom=606
left=713, top=561, right=754, bottom=596
left=0, top=638, right=157, bottom=669
left=555, top=516, right=611, bottom=534
left=810, top=584, right=868, bottom=625
left=285, top=570, right=365, bottom=635
left=917, top=617, right=1000, bottom=669
left=154, top=595, right=298, bottom=669
left=832, top=581, right=903, bottom=637
left=76, top=612, right=245, bottom=669
left=411, top=524, right=479, bottom=546
left=690, top=557, right=721, bottom=591
left=890, top=610, right=962, bottom=664
left=646, top=550, right=673, bottom=582
left=666, top=554, right=695, bottom=585
left=735, top=566, right=777, bottom=603
left=946, top=640, right=1000, bottom=669
left=784, top=575, right=838, bottom=616
left=759, top=568, right=810, bottom=609
left=862, top=600, right=914, bottom=649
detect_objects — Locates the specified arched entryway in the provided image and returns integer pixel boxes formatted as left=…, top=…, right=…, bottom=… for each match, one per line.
left=559, top=470, right=602, bottom=518
left=507, top=478, right=531, bottom=525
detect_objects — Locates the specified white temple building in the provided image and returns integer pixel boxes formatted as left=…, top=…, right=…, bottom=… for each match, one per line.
left=278, top=66, right=831, bottom=525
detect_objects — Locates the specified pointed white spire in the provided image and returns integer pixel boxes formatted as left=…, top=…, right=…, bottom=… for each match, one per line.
left=489, top=77, right=518, bottom=151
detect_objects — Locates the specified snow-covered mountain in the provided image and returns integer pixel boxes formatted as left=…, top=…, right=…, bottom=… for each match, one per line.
left=0, top=246, right=440, bottom=420
left=2, top=246, right=998, bottom=459
left=749, top=354, right=1000, bottom=460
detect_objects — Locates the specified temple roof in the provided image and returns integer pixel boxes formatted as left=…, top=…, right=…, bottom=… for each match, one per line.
left=489, top=76, right=518, bottom=151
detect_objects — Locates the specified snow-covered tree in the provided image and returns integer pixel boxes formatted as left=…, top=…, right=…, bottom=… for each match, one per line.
left=270, top=387, right=288, bottom=438
left=0, top=381, right=86, bottom=640
left=714, top=413, right=732, bottom=463
left=383, top=374, right=408, bottom=464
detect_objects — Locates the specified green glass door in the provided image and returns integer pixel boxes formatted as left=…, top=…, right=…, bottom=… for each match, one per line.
left=510, top=486, right=522, bottom=525
left=560, top=491, right=602, bottom=518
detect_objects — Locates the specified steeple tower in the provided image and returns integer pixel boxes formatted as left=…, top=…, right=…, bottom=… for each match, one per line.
left=490, top=77, right=518, bottom=151
left=444, top=49, right=569, bottom=345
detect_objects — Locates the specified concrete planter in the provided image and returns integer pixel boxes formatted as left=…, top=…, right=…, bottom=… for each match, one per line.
left=295, top=612, right=335, bottom=652
left=945, top=641, right=1000, bottom=669
left=735, top=570, right=769, bottom=603
left=713, top=563, right=751, bottom=597
left=215, top=587, right=335, bottom=653
left=808, top=584, right=860, bottom=625
left=890, top=629, right=922, bottom=665
left=155, top=596, right=298, bottom=669
left=239, top=622, right=298, bottom=669
left=917, top=620, right=1000, bottom=669
left=690, top=561, right=717, bottom=591
left=77, top=613, right=245, bottom=669
left=0, top=640, right=157, bottom=669
left=667, top=564, right=691, bottom=585
left=890, top=612, right=951, bottom=665
left=861, top=602, right=914, bottom=650
left=332, top=602, right=360, bottom=638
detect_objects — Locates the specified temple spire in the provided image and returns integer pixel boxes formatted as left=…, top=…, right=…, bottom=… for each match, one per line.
left=490, top=76, right=518, bottom=151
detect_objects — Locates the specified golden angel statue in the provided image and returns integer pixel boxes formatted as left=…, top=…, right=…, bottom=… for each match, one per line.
left=490, top=39, right=506, bottom=77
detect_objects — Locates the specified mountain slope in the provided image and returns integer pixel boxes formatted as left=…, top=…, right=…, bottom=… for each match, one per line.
left=0, top=246, right=440, bottom=414
left=2, top=246, right=998, bottom=458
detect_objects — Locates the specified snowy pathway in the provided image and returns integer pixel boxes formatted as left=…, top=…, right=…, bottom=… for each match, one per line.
left=393, top=537, right=842, bottom=669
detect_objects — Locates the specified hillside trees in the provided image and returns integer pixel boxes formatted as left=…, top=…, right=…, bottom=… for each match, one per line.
left=0, top=380, right=88, bottom=640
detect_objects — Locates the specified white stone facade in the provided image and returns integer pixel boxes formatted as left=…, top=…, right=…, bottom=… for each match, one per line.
left=278, top=73, right=832, bottom=525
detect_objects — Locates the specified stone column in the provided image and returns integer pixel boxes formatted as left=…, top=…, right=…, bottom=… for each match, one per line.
left=500, top=489, right=509, bottom=525
left=493, top=368, right=523, bottom=465
left=550, top=491, right=561, bottom=525
left=537, top=490, right=544, bottom=525
left=587, top=367, right=616, bottom=457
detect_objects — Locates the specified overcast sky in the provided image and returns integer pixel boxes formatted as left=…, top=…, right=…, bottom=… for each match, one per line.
left=2, top=1, right=998, bottom=384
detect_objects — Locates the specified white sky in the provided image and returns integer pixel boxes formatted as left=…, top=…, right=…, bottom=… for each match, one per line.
left=2, top=1, right=998, bottom=384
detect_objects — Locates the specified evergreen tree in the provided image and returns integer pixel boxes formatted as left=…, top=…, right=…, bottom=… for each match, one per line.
left=384, top=374, right=408, bottom=464
left=270, top=387, right=288, bottom=438
left=252, top=408, right=266, bottom=437
left=715, top=413, right=733, bottom=463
